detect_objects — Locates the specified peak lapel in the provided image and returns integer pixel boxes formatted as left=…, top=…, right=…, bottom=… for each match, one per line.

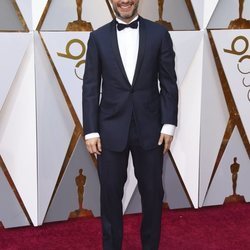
left=111, top=20, right=130, bottom=85
left=132, top=17, right=146, bottom=86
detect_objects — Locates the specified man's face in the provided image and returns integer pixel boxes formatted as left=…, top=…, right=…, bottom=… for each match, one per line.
left=110, top=0, right=139, bottom=23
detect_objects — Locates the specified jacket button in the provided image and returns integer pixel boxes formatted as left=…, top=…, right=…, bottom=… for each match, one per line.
left=130, top=89, right=134, bottom=93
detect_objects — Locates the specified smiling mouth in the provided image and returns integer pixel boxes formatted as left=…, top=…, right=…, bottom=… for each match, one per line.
left=118, top=3, right=133, bottom=11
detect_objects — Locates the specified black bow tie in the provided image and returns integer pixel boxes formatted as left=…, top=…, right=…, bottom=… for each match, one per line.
left=116, top=19, right=139, bottom=31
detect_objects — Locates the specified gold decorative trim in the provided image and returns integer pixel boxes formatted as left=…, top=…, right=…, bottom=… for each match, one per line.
left=0, top=156, right=32, bottom=225
left=203, top=30, right=250, bottom=204
left=0, top=30, right=28, bottom=33
left=66, top=0, right=93, bottom=31
left=209, top=30, right=250, bottom=155
left=185, top=0, right=200, bottom=30
left=105, top=0, right=115, bottom=19
left=39, top=32, right=97, bottom=221
left=39, top=32, right=82, bottom=129
left=38, top=32, right=97, bottom=163
left=38, top=0, right=115, bottom=31
left=36, top=0, right=52, bottom=31
left=0, top=0, right=29, bottom=32
left=228, top=0, right=250, bottom=29
left=44, top=127, right=81, bottom=219
left=168, top=151, right=194, bottom=208
left=155, top=0, right=173, bottom=31
left=12, top=0, right=29, bottom=32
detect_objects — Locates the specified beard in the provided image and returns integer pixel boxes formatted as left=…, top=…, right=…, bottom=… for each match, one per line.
left=112, top=1, right=139, bottom=22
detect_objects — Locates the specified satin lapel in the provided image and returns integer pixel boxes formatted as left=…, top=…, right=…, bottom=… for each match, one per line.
left=132, top=17, right=146, bottom=86
left=111, top=20, right=130, bottom=85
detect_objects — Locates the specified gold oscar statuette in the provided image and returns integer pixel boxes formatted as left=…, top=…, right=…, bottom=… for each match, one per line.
left=69, top=169, right=94, bottom=218
left=155, top=0, right=173, bottom=30
left=224, top=157, right=245, bottom=204
left=66, top=0, right=93, bottom=31
left=228, top=0, right=250, bottom=29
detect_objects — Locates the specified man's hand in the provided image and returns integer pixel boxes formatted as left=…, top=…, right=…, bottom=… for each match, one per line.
left=85, top=137, right=102, bottom=155
left=158, top=134, right=173, bottom=154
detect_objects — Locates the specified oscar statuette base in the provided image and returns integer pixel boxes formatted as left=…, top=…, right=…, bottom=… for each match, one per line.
left=66, top=20, right=93, bottom=31
left=69, top=208, right=94, bottom=219
left=224, top=194, right=246, bottom=205
left=228, top=18, right=250, bottom=29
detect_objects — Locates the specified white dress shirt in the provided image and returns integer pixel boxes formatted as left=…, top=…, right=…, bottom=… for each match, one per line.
left=85, top=16, right=175, bottom=140
left=117, top=16, right=139, bottom=84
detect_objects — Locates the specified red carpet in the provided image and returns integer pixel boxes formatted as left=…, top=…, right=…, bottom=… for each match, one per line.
left=1, top=203, right=250, bottom=249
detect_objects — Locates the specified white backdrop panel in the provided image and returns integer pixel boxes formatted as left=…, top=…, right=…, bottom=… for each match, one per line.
left=163, top=154, right=191, bottom=209
left=122, top=154, right=137, bottom=213
left=0, top=33, right=30, bottom=111
left=191, top=0, right=220, bottom=29
left=0, top=168, right=29, bottom=228
left=171, top=36, right=204, bottom=208
left=16, top=0, right=32, bottom=30
left=204, top=128, right=250, bottom=206
left=203, top=0, right=220, bottom=29
left=125, top=186, right=141, bottom=214
left=41, top=32, right=90, bottom=126
left=0, top=35, right=37, bottom=225
left=41, top=0, right=111, bottom=31
left=32, top=0, right=49, bottom=30
left=45, top=137, right=100, bottom=222
left=212, top=30, right=250, bottom=141
left=170, top=31, right=203, bottom=85
left=199, top=31, right=229, bottom=206
left=208, top=0, right=250, bottom=29
left=191, top=0, right=204, bottom=29
left=0, top=167, right=30, bottom=228
left=0, top=0, right=23, bottom=31
left=34, top=32, right=75, bottom=225
left=139, top=0, right=194, bottom=30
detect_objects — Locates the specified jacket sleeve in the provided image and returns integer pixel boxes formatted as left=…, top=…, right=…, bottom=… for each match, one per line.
left=82, top=32, right=102, bottom=135
left=159, top=30, right=178, bottom=126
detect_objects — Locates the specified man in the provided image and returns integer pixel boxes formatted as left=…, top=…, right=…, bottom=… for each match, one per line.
left=82, top=0, right=178, bottom=249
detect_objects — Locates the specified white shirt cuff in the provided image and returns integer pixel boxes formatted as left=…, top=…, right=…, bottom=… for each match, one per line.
left=85, top=132, right=100, bottom=140
left=161, top=124, right=176, bottom=136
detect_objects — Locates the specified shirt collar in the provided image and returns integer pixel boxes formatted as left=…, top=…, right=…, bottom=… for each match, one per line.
left=116, top=15, right=139, bottom=25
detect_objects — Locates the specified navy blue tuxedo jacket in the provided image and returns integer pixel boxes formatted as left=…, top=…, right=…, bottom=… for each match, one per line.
left=82, top=17, right=178, bottom=152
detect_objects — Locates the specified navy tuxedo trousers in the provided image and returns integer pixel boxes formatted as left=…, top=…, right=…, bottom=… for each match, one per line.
left=97, top=117, right=164, bottom=250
